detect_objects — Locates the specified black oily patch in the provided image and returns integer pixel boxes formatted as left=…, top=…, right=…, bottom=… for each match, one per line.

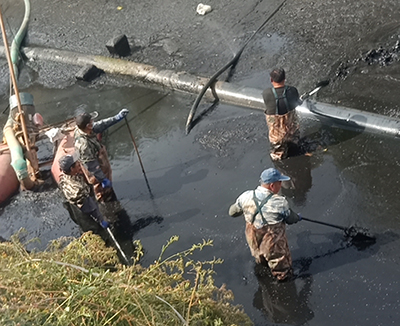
left=333, top=40, right=400, bottom=80
left=196, top=116, right=265, bottom=157
left=362, top=41, right=400, bottom=66
left=345, top=226, right=376, bottom=250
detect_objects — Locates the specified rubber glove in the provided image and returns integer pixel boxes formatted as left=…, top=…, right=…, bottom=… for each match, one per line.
left=298, top=213, right=302, bottom=221
left=101, top=178, right=112, bottom=188
left=116, top=108, right=129, bottom=121
left=100, top=220, right=109, bottom=229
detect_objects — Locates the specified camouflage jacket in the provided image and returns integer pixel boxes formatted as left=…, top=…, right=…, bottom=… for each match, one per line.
left=59, top=172, right=92, bottom=208
left=74, top=115, right=121, bottom=163
left=229, top=186, right=299, bottom=228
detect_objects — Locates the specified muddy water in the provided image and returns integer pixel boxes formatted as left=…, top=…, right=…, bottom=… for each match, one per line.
left=1, top=82, right=400, bottom=325
left=1, top=0, right=400, bottom=324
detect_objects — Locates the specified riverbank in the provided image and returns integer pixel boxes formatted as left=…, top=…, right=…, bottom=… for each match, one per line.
left=1, top=1, right=400, bottom=326
left=0, top=232, right=253, bottom=325
left=2, top=0, right=400, bottom=114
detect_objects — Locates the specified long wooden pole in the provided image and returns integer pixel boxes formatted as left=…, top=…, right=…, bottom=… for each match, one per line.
left=124, top=117, right=146, bottom=174
left=0, top=6, right=38, bottom=177
left=124, top=117, right=154, bottom=199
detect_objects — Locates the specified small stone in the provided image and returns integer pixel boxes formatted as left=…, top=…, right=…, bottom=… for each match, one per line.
left=106, top=34, right=131, bottom=57
left=75, top=64, right=104, bottom=82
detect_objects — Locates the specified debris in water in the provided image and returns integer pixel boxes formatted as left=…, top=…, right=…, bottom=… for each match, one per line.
left=197, top=3, right=212, bottom=15
left=334, top=40, right=400, bottom=80
left=363, top=41, right=400, bottom=66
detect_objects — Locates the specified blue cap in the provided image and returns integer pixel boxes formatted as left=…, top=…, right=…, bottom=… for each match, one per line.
left=260, top=168, right=290, bottom=184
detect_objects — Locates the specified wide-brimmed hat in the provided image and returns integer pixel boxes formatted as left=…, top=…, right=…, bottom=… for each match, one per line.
left=260, top=168, right=290, bottom=184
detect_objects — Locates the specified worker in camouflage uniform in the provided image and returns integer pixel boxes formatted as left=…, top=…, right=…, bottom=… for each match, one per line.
left=229, top=168, right=301, bottom=281
left=58, top=154, right=109, bottom=228
left=74, top=108, right=129, bottom=202
left=262, top=68, right=302, bottom=160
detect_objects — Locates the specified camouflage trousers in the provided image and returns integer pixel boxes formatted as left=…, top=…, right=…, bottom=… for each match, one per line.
left=93, top=146, right=116, bottom=202
left=266, top=111, right=300, bottom=160
left=81, top=146, right=117, bottom=203
left=245, top=222, right=292, bottom=281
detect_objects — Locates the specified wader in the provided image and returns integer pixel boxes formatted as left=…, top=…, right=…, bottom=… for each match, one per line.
left=80, top=145, right=117, bottom=203
left=93, top=146, right=116, bottom=202
left=245, top=191, right=293, bottom=281
left=266, top=86, right=300, bottom=160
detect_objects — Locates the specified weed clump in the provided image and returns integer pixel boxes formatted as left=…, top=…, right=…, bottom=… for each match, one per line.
left=0, top=231, right=253, bottom=326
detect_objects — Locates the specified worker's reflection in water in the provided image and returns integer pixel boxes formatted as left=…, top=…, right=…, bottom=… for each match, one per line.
left=253, top=264, right=314, bottom=325
left=273, top=155, right=314, bottom=206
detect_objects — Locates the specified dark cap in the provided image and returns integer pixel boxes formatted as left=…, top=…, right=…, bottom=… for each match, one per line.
left=75, top=112, right=92, bottom=130
left=58, top=155, right=77, bottom=172
left=260, top=168, right=290, bottom=184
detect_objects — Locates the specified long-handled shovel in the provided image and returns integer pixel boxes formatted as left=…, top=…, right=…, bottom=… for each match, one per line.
left=300, top=80, right=330, bottom=100
left=124, top=117, right=154, bottom=200
left=88, top=213, right=131, bottom=265
left=104, top=226, right=131, bottom=265
left=301, top=217, right=376, bottom=245
left=124, top=117, right=146, bottom=176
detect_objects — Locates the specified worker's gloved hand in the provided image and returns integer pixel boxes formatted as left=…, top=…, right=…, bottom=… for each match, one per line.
left=116, top=108, right=129, bottom=121
left=297, top=213, right=302, bottom=221
left=101, top=178, right=112, bottom=188
left=100, top=220, right=109, bottom=229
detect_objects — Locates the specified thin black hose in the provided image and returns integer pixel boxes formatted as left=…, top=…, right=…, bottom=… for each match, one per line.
left=185, top=0, right=287, bottom=134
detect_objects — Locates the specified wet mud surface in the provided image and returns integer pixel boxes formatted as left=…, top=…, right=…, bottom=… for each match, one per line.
left=1, top=84, right=400, bottom=326
left=1, top=0, right=400, bottom=325
left=2, top=0, right=400, bottom=112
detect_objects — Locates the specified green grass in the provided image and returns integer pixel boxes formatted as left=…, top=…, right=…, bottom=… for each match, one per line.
left=0, top=230, right=253, bottom=326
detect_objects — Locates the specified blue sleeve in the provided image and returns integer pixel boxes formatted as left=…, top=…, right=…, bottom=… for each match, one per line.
left=93, top=115, right=121, bottom=134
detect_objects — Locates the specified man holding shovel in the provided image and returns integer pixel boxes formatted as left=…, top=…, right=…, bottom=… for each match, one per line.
left=229, top=168, right=301, bottom=281
left=74, top=108, right=129, bottom=202
left=58, top=154, right=132, bottom=264
left=58, top=154, right=109, bottom=229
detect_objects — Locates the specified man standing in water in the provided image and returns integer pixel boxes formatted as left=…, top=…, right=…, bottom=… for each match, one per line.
left=228, top=168, right=301, bottom=281
left=74, top=108, right=129, bottom=202
left=58, top=154, right=109, bottom=229
left=262, top=68, right=302, bottom=160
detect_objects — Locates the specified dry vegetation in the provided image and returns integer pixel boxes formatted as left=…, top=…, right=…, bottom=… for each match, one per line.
left=0, top=230, right=253, bottom=326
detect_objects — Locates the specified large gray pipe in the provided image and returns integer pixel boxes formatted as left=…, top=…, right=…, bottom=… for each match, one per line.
left=1, top=45, right=400, bottom=137
left=297, top=101, right=400, bottom=137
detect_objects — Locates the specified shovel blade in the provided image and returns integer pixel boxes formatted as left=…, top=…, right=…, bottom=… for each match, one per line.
left=345, top=226, right=376, bottom=249
left=316, top=79, right=330, bottom=88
